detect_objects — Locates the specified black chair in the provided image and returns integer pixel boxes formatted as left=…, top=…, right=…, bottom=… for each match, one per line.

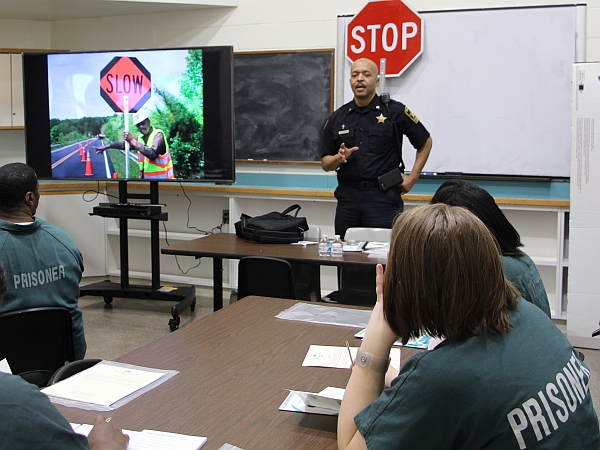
left=324, top=265, right=377, bottom=306
left=0, top=307, right=75, bottom=387
left=292, top=226, right=322, bottom=301
left=47, top=358, right=102, bottom=386
left=323, top=227, right=390, bottom=306
left=237, top=256, right=298, bottom=300
left=291, top=262, right=321, bottom=301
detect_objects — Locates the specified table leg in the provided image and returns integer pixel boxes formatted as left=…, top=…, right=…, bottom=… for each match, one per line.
left=213, top=257, right=223, bottom=311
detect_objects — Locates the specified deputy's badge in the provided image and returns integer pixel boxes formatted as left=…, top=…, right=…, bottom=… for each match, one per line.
left=405, top=106, right=419, bottom=124
left=376, top=113, right=387, bottom=124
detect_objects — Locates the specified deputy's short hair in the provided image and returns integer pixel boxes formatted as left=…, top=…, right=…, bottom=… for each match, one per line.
left=0, top=162, right=38, bottom=210
left=384, top=204, right=518, bottom=343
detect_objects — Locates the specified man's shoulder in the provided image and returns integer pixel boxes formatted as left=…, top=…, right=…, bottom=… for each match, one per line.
left=38, top=219, right=81, bottom=250
left=330, top=99, right=356, bottom=117
left=38, top=218, right=70, bottom=235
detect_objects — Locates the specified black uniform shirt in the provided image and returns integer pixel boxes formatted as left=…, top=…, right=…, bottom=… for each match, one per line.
left=320, top=94, right=430, bottom=183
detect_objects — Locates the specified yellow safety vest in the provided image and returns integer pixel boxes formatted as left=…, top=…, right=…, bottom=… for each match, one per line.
left=137, top=128, right=175, bottom=179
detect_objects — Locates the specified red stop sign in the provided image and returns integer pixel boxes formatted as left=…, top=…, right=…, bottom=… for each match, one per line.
left=100, top=56, right=151, bottom=113
left=347, top=0, right=423, bottom=77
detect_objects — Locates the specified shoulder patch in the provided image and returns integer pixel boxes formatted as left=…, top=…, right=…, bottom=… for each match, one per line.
left=405, top=106, right=419, bottom=124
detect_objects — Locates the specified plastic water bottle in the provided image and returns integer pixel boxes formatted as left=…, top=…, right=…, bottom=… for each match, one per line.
left=318, top=235, right=329, bottom=257
left=332, top=235, right=343, bottom=258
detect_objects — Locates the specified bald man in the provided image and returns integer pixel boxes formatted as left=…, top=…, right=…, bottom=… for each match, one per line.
left=320, top=58, right=432, bottom=238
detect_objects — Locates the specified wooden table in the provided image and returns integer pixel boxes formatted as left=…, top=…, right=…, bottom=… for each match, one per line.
left=161, top=233, right=387, bottom=311
left=57, top=297, right=420, bottom=450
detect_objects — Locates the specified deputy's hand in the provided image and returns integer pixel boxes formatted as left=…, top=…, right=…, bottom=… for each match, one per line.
left=94, top=146, right=106, bottom=154
left=398, top=173, right=418, bottom=194
left=88, top=415, right=129, bottom=450
left=337, top=143, right=359, bottom=164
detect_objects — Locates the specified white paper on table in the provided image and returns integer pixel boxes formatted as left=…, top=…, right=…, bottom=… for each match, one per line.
left=129, top=430, right=207, bottom=450
left=302, top=345, right=400, bottom=371
left=71, top=423, right=140, bottom=441
left=279, top=386, right=344, bottom=415
left=42, top=362, right=165, bottom=407
left=341, top=241, right=366, bottom=252
left=367, top=251, right=388, bottom=259
left=0, top=358, right=12, bottom=374
left=318, top=386, right=345, bottom=401
left=364, top=242, right=389, bottom=250
left=290, top=241, right=318, bottom=246
left=276, top=303, right=371, bottom=329
left=302, top=344, right=357, bottom=369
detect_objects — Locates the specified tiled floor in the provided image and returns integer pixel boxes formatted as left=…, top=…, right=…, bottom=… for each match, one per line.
left=79, top=285, right=600, bottom=418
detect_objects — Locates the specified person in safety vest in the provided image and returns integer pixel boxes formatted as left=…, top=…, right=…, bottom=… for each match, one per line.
left=95, top=110, right=175, bottom=179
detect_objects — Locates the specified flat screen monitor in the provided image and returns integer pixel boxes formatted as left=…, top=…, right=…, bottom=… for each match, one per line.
left=23, top=46, right=235, bottom=183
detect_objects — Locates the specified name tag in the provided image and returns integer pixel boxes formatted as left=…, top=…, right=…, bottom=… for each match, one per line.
left=338, top=130, right=349, bottom=135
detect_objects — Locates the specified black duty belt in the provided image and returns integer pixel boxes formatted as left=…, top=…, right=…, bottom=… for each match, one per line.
left=342, top=179, right=378, bottom=190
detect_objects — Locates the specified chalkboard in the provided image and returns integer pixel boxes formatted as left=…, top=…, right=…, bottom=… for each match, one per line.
left=339, top=5, right=585, bottom=179
left=234, top=50, right=333, bottom=162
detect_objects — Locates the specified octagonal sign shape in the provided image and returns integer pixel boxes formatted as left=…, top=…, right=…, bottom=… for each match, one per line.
left=347, top=0, right=423, bottom=77
left=100, top=56, right=152, bottom=113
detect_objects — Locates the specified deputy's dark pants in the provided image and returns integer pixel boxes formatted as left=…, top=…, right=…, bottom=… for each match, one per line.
left=334, top=183, right=403, bottom=239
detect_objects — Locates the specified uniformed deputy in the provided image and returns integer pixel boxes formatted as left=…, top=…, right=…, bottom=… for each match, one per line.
left=320, top=58, right=432, bottom=238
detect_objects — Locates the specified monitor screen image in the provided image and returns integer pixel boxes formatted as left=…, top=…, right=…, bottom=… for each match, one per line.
left=23, top=46, right=235, bottom=183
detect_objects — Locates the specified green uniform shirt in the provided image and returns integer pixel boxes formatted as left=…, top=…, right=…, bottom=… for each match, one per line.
left=502, top=254, right=551, bottom=317
left=0, top=218, right=86, bottom=362
left=355, top=300, right=600, bottom=449
left=0, top=372, right=88, bottom=449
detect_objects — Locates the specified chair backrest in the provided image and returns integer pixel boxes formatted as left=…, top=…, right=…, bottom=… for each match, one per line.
left=344, top=227, right=391, bottom=242
left=0, top=307, right=75, bottom=387
left=47, top=358, right=102, bottom=386
left=238, top=256, right=298, bottom=300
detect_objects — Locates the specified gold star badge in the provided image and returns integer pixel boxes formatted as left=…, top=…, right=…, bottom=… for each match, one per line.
left=376, top=113, right=387, bottom=124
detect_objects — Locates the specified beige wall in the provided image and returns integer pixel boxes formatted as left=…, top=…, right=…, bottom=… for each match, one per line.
left=0, top=19, right=51, bottom=49
left=0, top=0, right=597, bottom=169
left=44, top=1, right=600, bottom=60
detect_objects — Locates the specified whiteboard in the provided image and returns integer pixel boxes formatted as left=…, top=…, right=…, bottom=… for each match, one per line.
left=338, top=6, right=584, bottom=178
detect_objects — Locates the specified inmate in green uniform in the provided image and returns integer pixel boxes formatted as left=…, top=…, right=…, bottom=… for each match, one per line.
left=0, top=372, right=88, bottom=449
left=502, top=254, right=551, bottom=317
left=355, top=300, right=599, bottom=449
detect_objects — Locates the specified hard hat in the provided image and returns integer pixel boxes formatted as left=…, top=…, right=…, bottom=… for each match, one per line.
left=133, top=110, right=150, bottom=126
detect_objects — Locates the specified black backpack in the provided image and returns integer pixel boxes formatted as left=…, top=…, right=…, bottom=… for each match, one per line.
left=234, top=204, right=309, bottom=244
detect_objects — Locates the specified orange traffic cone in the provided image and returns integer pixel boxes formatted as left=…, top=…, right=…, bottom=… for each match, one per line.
left=85, top=150, right=94, bottom=176
left=80, top=144, right=85, bottom=161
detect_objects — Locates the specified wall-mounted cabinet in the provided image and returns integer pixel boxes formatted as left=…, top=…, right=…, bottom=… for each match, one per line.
left=0, top=53, right=24, bottom=129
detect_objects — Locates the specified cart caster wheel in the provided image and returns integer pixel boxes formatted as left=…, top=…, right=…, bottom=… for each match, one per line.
left=104, top=297, right=113, bottom=304
left=169, top=317, right=180, bottom=332
left=190, top=300, right=196, bottom=312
